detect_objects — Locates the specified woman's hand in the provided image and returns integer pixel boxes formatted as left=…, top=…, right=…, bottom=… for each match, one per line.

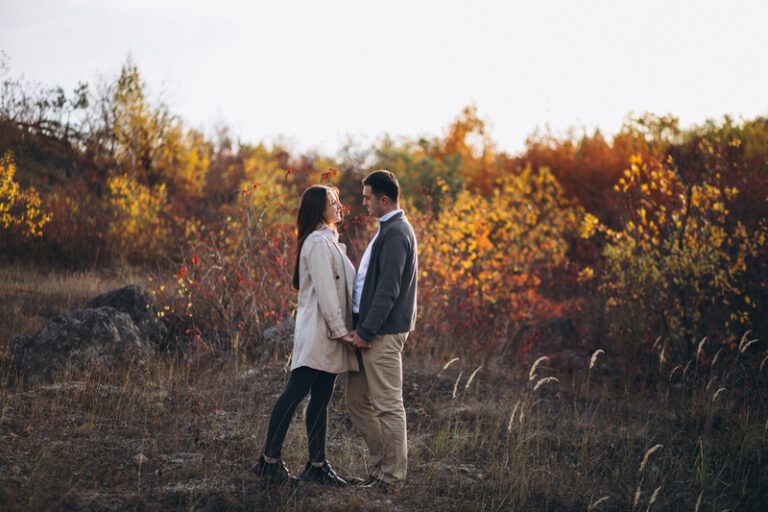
left=348, top=331, right=371, bottom=349
left=338, top=331, right=370, bottom=349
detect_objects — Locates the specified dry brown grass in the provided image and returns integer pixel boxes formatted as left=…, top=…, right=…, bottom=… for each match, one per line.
left=1, top=265, right=766, bottom=511
left=0, top=264, right=148, bottom=353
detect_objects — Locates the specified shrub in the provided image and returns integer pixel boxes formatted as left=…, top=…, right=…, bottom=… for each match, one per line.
left=415, top=166, right=584, bottom=357
left=596, top=151, right=768, bottom=358
left=0, top=151, right=50, bottom=237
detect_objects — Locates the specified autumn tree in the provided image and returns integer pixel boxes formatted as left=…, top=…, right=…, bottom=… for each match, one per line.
left=417, top=165, right=584, bottom=354
left=440, top=104, right=497, bottom=194
left=591, top=149, right=767, bottom=357
left=370, top=135, right=463, bottom=212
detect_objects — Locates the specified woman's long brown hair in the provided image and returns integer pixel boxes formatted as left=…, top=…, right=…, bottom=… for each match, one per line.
left=293, top=185, right=337, bottom=290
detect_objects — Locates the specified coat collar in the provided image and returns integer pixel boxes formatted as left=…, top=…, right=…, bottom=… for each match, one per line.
left=314, top=224, right=339, bottom=242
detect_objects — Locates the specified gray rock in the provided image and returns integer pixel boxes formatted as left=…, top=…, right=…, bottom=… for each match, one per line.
left=259, top=316, right=294, bottom=363
left=262, top=316, right=295, bottom=345
left=86, top=285, right=167, bottom=347
left=12, top=306, right=154, bottom=375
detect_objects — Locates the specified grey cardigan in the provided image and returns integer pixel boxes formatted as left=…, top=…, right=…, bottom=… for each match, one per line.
left=356, top=211, right=418, bottom=342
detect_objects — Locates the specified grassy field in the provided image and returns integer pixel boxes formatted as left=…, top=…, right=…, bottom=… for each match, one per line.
left=1, top=266, right=766, bottom=511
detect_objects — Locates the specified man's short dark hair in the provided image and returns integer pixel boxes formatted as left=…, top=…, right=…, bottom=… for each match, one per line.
left=363, top=170, right=400, bottom=202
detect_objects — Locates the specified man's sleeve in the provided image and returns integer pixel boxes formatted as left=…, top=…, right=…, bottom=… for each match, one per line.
left=356, top=232, right=408, bottom=342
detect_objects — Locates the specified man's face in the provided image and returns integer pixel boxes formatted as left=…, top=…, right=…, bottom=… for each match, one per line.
left=362, top=185, right=387, bottom=218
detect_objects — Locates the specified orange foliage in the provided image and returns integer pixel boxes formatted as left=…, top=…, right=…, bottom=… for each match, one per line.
left=3, top=54, right=767, bottom=359
left=440, top=104, right=498, bottom=194
left=415, top=166, right=584, bottom=352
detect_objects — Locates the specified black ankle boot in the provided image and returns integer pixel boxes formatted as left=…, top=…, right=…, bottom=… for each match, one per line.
left=251, top=455, right=292, bottom=484
left=296, top=460, right=348, bottom=486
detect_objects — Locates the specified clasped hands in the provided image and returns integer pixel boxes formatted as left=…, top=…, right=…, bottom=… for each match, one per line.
left=338, top=330, right=370, bottom=349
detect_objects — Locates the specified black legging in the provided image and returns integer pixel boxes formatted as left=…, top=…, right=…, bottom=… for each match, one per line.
left=263, top=366, right=337, bottom=462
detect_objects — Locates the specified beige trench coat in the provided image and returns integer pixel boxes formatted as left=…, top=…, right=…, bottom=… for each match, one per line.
left=290, top=226, right=359, bottom=374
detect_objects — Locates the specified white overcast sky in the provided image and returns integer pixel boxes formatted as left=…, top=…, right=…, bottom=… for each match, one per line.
left=1, top=0, right=767, bottom=155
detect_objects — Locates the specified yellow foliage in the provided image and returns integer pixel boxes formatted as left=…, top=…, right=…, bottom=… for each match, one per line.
left=597, top=153, right=768, bottom=344
left=155, top=127, right=210, bottom=199
left=107, top=174, right=170, bottom=258
left=580, top=213, right=600, bottom=239
left=0, top=152, right=51, bottom=237
left=419, top=166, right=581, bottom=316
left=236, top=145, right=297, bottom=227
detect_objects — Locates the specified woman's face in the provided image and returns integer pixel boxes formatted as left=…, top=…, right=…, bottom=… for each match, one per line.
left=323, top=189, right=343, bottom=225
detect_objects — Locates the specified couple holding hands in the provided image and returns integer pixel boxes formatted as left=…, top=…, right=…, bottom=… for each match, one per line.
left=253, top=170, right=418, bottom=491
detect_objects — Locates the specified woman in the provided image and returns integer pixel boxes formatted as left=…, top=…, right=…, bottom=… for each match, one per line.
left=253, top=185, right=358, bottom=486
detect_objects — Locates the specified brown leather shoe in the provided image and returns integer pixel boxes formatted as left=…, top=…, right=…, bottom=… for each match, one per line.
left=361, top=476, right=399, bottom=492
left=347, top=474, right=378, bottom=486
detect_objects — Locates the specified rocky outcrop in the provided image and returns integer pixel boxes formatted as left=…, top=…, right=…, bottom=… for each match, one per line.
left=258, top=316, right=294, bottom=364
left=12, top=306, right=153, bottom=374
left=12, top=285, right=162, bottom=375
left=86, top=285, right=168, bottom=347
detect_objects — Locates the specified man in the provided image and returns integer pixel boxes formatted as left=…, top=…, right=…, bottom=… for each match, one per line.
left=346, top=170, right=418, bottom=490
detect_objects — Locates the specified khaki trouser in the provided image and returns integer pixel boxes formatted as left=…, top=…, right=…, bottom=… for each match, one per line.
left=346, top=332, right=408, bottom=484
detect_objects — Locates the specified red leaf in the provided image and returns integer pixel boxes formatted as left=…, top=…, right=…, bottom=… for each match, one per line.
left=321, top=168, right=337, bottom=182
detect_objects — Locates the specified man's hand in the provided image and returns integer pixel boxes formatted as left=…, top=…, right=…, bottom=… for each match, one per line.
left=349, top=330, right=371, bottom=349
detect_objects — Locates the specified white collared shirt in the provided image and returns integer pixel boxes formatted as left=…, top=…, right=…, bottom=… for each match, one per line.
left=352, top=209, right=402, bottom=313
